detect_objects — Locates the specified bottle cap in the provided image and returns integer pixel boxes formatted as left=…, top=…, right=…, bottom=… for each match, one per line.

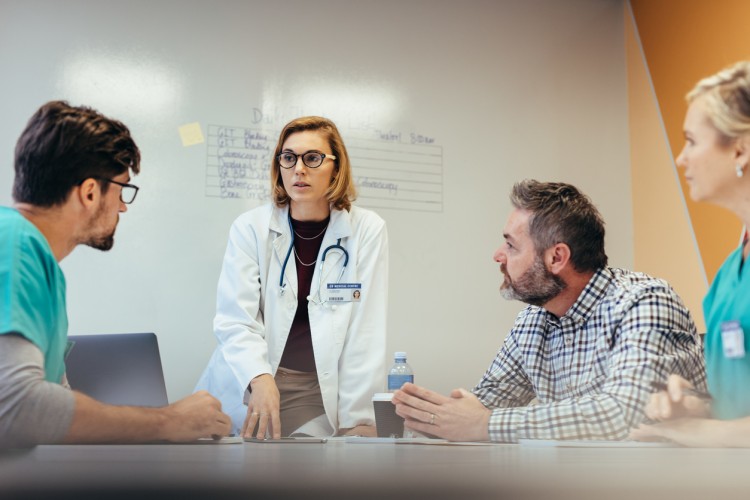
left=394, top=351, right=407, bottom=359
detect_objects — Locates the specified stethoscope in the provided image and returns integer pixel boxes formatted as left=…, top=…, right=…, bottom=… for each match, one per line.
left=279, top=213, right=349, bottom=304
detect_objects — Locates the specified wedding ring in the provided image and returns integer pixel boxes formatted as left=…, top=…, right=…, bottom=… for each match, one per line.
left=430, top=413, right=436, bottom=425
left=251, top=412, right=260, bottom=417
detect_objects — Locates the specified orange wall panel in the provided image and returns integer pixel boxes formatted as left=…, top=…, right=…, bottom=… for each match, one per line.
left=630, top=0, right=747, bottom=281
left=625, top=6, right=707, bottom=331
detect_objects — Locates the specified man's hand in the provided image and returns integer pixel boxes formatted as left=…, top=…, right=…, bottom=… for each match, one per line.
left=162, top=390, right=232, bottom=442
left=241, top=374, right=281, bottom=439
left=645, top=374, right=711, bottom=421
left=392, top=383, right=490, bottom=442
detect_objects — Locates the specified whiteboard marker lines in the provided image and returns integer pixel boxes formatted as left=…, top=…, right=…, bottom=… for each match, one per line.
left=204, top=123, right=444, bottom=212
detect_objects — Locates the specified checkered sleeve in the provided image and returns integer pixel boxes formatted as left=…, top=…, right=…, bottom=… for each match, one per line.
left=472, top=328, right=536, bottom=415
left=485, top=286, right=705, bottom=443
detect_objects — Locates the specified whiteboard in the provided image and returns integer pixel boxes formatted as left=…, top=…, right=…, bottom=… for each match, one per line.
left=0, top=0, right=631, bottom=401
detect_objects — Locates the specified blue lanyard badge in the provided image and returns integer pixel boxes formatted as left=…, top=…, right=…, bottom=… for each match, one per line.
left=326, top=283, right=362, bottom=303
left=721, top=320, right=746, bottom=359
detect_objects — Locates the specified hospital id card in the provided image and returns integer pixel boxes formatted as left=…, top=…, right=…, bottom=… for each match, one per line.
left=326, top=283, right=362, bottom=302
left=721, top=320, right=746, bottom=359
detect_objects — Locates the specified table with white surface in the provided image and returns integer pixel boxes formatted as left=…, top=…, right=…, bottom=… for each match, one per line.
left=0, top=440, right=747, bottom=500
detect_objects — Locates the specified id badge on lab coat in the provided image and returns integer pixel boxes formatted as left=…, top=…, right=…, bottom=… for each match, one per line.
left=326, top=283, right=362, bottom=303
left=721, top=320, right=746, bottom=359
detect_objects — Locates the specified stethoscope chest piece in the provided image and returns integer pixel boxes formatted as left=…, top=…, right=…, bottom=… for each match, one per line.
left=278, top=213, right=349, bottom=304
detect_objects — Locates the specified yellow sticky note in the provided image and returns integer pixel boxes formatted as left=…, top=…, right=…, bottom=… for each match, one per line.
left=179, top=122, right=204, bottom=147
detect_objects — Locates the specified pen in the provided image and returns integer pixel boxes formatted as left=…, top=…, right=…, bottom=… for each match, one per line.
left=650, top=381, right=712, bottom=401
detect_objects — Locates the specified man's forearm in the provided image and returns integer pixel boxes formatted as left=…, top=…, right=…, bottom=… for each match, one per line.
left=487, top=394, right=630, bottom=443
left=64, top=386, right=234, bottom=444
left=0, top=334, right=230, bottom=447
left=62, top=391, right=172, bottom=443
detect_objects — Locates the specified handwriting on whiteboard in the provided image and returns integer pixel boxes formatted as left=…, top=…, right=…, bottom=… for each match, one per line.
left=205, top=125, right=443, bottom=212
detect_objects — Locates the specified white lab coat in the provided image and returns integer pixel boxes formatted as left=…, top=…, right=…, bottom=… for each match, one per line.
left=195, top=203, right=388, bottom=435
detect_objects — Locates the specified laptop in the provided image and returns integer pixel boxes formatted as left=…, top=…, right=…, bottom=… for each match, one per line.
left=65, top=333, right=169, bottom=407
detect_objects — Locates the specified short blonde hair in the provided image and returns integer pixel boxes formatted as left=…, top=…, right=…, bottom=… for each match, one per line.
left=270, top=116, right=356, bottom=211
left=688, top=61, right=750, bottom=143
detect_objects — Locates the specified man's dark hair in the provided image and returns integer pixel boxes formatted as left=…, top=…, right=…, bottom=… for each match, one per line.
left=510, top=179, right=608, bottom=273
left=13, top=100, right=141, bottom=207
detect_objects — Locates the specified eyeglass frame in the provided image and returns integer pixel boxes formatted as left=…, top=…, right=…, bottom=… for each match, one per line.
left=276, top=150, right=337, bottom=169
left=79, top=176, right=140, bottom=204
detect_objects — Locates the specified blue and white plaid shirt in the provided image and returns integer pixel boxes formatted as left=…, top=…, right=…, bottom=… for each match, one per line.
left=473, top=267, right=706, bottom=442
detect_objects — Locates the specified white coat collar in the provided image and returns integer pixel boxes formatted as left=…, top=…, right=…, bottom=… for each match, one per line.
left=269, top=204, right=352, bottom=240
left=268, top=204, right=353, bottom=298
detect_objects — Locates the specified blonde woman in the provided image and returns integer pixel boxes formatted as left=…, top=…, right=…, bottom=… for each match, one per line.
left=196, top=117, right=388, bottom=439
left=632, top=62, right=750, bottom=446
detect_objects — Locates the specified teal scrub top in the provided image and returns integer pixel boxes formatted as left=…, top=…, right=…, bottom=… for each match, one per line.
left=0, top=206, right=68, bottom=383
left=703, top=245, right=750, bottom=420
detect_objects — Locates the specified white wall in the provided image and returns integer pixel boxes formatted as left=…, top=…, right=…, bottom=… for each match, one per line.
left=0, top=0, right=630, bottom=400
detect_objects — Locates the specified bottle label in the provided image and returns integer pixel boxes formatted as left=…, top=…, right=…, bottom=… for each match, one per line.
left=387, top=374, right=414, bottom=391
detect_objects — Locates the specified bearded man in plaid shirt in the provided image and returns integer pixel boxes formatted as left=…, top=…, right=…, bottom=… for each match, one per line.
left=393, top=179, right=706, bottom=442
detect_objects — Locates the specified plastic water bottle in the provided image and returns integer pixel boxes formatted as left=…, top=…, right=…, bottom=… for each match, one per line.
left=387, top=351, right=414, bottom=392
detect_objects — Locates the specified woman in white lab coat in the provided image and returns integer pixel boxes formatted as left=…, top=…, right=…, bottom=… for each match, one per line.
left=195, top=116, right=388, bottom=438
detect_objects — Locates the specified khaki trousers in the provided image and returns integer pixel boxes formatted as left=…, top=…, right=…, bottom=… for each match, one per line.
left=275, top=367, right=326, bottom=437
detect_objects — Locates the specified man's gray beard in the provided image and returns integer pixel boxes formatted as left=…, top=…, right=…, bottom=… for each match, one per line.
left=500, top=256, right=566, bottom=306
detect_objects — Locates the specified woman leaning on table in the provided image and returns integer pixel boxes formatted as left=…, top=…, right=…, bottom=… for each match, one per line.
left=631, top=61, right=750, bottom=447
left=195, top=116, right=388, bottom=439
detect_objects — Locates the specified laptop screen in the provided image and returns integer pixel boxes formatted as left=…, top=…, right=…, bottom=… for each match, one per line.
left=65, top=333, right=169, bottom=407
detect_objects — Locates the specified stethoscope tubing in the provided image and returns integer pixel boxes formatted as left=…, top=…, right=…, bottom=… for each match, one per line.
left=279, top=213, right=349, bottom=301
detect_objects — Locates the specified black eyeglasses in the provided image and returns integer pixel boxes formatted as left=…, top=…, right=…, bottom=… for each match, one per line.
left=89, top=177, right=140, bottom=204
left=277, top=151, right=336, bottom=169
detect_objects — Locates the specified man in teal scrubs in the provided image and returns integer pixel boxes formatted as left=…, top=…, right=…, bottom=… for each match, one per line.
left=0, top=101, right=231, bottom=447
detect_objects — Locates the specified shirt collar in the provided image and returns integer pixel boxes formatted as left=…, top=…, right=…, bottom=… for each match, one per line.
left=560, top=267, right=612, bottom=325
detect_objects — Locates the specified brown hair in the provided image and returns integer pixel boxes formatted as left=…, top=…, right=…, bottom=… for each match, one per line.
left=510, top=179, right=607, bottom=273
left=270, top=116, right=356, bottom=211
left=13, top=100, right=140, bottom=207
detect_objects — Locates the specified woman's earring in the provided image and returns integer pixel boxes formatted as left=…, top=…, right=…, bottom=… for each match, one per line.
left=737, top=164, right=745, bottom=178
